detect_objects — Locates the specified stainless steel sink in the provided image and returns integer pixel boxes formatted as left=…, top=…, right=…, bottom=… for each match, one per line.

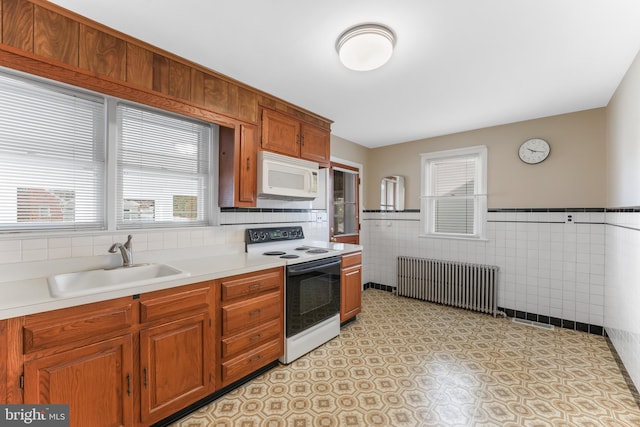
left=48, top=263, right=190, bottom=298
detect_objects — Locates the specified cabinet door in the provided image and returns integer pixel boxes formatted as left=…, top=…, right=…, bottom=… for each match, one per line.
left=23, top=335, right=135, bottom=427
left=301, top=124, right=330, bottom=165
left=139, top=313, right=212, bottom=425
left=261, top=109, right=300, bottom=157
left=239, top=123, right=258, bottom=205
left=341, top=265, right=362, bottom=322
left=219, top=123, right=257, bottom=208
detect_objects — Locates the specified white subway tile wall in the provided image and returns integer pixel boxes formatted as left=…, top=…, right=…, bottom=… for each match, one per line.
left=0, top=210, right=330, bottom=265
left=605, top=211, right=640, bottom=391
left=361, top=210, right=606, bottom=326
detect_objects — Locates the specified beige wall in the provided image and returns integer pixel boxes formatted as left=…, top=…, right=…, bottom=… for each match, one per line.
left=365, top=109, right=607, bottom=210
left=330, top=134, right=369, bottom=166
left=606, top=49, right=640, bottom=208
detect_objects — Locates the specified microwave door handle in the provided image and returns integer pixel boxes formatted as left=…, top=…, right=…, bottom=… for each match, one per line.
left=287, top=259, right=341, bottom=275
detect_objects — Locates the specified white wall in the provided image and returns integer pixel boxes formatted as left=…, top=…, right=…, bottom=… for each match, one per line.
left=605, top=48, right=640, bottom=390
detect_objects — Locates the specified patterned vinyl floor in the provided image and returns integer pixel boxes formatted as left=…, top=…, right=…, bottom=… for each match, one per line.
left=171, top=289, right=640, bottom=427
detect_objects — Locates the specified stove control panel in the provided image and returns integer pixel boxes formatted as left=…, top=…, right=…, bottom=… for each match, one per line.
left=245, top=226, right=305, bottom=244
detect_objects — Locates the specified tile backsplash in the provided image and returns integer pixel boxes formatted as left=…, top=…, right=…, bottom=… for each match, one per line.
left=0, top=209, right=330, bottom=265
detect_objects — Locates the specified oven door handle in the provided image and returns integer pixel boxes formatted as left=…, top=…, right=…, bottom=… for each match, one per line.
left=287, top=258, right=341, bottom=275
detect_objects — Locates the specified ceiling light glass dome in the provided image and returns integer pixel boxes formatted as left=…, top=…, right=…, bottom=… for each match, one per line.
left=336, top=24, right=396, bottom=71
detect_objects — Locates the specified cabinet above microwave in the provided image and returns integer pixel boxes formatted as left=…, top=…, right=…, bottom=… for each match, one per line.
left=261, top=108, right=330, bottom=166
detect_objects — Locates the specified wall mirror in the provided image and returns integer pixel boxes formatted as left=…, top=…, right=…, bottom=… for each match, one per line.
left=380, top=175, right=405, bottom=211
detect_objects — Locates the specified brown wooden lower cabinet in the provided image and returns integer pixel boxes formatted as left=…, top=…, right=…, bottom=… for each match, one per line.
left=139, top=313, right=212, bottom=425
left=341, top=252, right=363, bottom=322
left=23, top=334, right=135, bottom=427
left=7, top=268, right=285, bottom=426
left=218, top=267, right=284, bottom=388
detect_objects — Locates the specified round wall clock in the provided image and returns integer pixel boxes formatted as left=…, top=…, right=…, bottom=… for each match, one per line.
left=518, top=138, right=550, bottom=164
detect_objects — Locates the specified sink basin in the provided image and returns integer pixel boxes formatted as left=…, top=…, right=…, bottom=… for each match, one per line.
left=48, top=263, right=190, bottom=298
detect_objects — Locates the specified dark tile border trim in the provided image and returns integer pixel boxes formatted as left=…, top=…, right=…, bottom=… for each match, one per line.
left=363, top=209, right=420, bottom=213
left=488, top=208, right=606, bottom=213
left=606, top=337, right=640, bottom=410
left=363, top=282, right=395, bottom=293
left=606, top=207, right=640, bottom=213
left=225, top=206, right=640, bottom=214
left=360, top=207, right=640, bottom=214
left=221, top=207, right=319, bottom=213
left=499, top=306, right=605, bottom=336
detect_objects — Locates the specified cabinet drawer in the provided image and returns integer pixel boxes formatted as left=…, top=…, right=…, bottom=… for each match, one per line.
left=221, top=339, right=281, bottom=385
left=342, top=251, right=362, bottom=268
left=221, top=318, right=281, bottom=359
left=220, top=268, right=282, bottom=302
left=23, top=299, right=134, bottom=354
left=222, top=292, right=281, bottom=336
left=140, top=285, right=211, bottom=324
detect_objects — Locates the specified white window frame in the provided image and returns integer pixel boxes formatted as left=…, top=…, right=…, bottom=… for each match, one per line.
left=420, top=145, right=487, bottom=240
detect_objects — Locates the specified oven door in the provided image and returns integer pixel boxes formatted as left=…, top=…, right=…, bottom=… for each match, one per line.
left=286, top=256, right=341, bottom=337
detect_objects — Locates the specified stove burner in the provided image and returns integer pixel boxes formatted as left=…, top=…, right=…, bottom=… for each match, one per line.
left=306, top=249, right=329, bottom=254
left=263, top=251, right=286, bottom=256
left=280, top=254, right=300, bottom=259
left=295, top=246, right=310, bottom=251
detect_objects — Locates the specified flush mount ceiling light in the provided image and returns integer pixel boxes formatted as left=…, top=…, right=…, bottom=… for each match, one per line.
left=336, top=23, right=396, bottom=71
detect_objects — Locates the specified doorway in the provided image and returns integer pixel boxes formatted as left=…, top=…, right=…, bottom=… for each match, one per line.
left=330, top=162, right=360, bottom=244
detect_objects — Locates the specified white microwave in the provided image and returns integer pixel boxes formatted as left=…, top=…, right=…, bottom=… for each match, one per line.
left=257, top=151, right=319, bottom=200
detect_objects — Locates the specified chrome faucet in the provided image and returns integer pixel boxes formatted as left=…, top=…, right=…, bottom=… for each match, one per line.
left=109, top=235, right=133, bottom=267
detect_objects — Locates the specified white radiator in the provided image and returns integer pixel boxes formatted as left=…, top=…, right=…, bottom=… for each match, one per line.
left=397, top=256, right=499, bottom=316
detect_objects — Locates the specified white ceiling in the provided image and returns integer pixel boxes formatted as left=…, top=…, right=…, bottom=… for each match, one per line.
left=50, top=0, right=640, bottom=148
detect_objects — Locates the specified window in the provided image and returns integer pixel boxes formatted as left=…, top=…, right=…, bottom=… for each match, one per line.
left=420, top=146, right=487, bottom=239
left=0, top=71, right=106, bottom=232
left=0, top=69, right=217, bottom=234
left=116, top=104, right=212, bottom=229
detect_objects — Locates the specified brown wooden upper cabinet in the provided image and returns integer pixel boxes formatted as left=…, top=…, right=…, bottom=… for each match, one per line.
left=219, top=123, right=258, bottom=208
left=261, top=108, right=330, bottom=166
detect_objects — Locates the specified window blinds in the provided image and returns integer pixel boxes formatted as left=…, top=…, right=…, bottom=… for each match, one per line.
left=432, top=157, right=477, bottom=234
left=0, top=71, right=106, bottom=231
left=116, top=104, right=211, bottom=229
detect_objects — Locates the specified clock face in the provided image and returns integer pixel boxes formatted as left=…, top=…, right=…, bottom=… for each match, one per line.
left=518, top=138, right=550, bottom=164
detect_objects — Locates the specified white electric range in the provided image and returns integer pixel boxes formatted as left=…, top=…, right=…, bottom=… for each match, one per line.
left=245, top=226, right=341, bottom=363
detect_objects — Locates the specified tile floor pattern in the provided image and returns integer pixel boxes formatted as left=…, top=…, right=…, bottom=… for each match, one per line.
left=172, top=289, right=640, bottom=427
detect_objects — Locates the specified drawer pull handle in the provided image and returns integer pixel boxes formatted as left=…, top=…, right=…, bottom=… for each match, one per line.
left=249, top=354, right=263, bottom=364
left=249, top=309, right=263, bottom=316
left=126, top=374, right=131, bottom=396
left=143, top=368, right=148, bottom=388
left=248, top=283, right=262, bottom=290
left=249, top=333, right=263, bottom=342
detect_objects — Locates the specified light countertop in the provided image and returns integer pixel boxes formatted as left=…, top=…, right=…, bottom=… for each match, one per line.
left=0, top=242, right=362, bottom=320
